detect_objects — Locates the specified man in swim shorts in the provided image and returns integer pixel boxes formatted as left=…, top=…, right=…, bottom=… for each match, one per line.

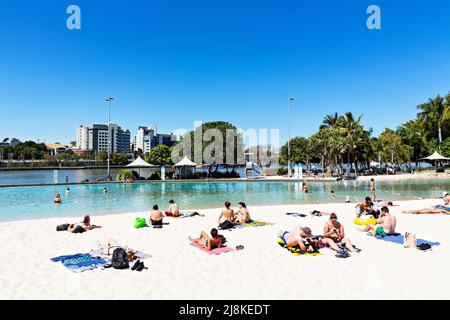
left=359, top=207, right=396, bottom=236
left=149, top=205, right=164, bottom=228
left=278, top=226, right=313, bottom=251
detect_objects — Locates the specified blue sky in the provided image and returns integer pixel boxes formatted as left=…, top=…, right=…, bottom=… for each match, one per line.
left=0, top=0, right=449, bottom=145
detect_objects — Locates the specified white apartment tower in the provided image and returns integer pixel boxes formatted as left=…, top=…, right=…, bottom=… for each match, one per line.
left=76, top=125, right=89, bottom=151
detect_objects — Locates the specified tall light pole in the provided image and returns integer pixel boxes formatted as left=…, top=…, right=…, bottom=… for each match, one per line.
left=105, top=97, right=114, bottom=178
left=288, top=97, right=296, bottom=177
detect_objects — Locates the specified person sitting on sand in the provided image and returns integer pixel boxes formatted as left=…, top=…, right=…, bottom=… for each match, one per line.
left=235, top=202, right=251, bottom=224
left=218, top=201, right=235, bottom=224
left=149, top=204, right=164, bottom=228
left=355, top=197, right=376, bottom=217
left=277, top=226, right=313, bottom=251
left=166, top=199, right=181, bottom=217
left=67, top=215, right=102, bottom=233
left=54, top=194, right=62, bottom=204
left=322, top=213, right=360, bottom=253
left=359, top=207, right=396, bottom=236
left=189, top=228, right=222, bottom=251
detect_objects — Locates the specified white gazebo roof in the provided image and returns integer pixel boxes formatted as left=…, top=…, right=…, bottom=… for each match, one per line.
left=174, top=156, right=197, bottom=167
left=126, top=156, right=154, bottom=167
left=420, top=151, right=450, bottom=161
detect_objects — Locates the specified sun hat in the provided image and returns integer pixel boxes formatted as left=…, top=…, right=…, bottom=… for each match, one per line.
left=443, top=191, right=448, bottom=197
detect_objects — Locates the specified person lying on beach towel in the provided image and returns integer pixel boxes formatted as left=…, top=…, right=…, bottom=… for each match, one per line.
left=189, top=228, right=222, bottom=251
left=402, top=207, right=450, bottom=215
left=277, top=225, right=313, bottom=251
left=149, top=204, right=164, bottom=228
left=402, top=195, right=450, bottom=214
left=322, top=213, right=360, bottom=254
left=95, top=238, right=140, bottom=262
left=358, top=207, right=396, bottom=237
left=64, top=215, right=102, bottom=233
left=235, top=202, right=251, bottom=224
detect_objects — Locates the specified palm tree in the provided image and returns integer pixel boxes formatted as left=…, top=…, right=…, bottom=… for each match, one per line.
left=417, top=95, right=448, bottom=148
left=341, top=112, right=364, bottom=174
left=320, top=113, right=342, bottom=129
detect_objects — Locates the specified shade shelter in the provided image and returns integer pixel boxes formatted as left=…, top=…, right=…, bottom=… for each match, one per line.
left=420, top=151, right=450, bottom=172
left=126, top=156, right=154, bottom=178
left=174, top=156, right=197, bottom=179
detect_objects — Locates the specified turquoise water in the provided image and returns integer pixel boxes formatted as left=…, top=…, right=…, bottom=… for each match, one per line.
left=1, top=178, right=450, bottom=222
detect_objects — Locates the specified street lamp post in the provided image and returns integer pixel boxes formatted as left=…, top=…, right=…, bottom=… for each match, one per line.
left=288, top=97, right=296, bottom=177
left=105, top=97, right=114, bottom=178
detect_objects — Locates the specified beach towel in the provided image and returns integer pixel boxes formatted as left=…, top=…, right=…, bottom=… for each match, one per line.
left=367, top=233, right=440, bottom=247
left=242, top=220, right=274, bottom=227
left=189, top=242, right=234, bottom=255
left=286, top=213, right=307, bottom=218
left=51, top=253, right=108, bottom=273
left=277, top=239, right=322, bottom=256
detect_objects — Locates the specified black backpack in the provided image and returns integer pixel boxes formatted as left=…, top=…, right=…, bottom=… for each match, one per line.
left=56, top=224, right=70, bottom=232
left=218, top=220, right=235, bottom=230
left=111, top=248, right=129, bottom=269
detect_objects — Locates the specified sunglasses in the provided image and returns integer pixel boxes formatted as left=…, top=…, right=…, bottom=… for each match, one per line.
left=330, top=216, right=337, bottom=220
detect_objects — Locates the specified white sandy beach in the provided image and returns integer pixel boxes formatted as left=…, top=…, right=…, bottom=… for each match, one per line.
left=0, top=198, right=449, bottom=300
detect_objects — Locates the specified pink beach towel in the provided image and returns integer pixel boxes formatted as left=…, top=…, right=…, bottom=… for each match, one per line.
left=189, top=242, right=234, bottom=255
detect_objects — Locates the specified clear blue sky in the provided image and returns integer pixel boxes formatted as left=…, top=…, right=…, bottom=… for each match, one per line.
left=0, top=0, right=449, bottom=145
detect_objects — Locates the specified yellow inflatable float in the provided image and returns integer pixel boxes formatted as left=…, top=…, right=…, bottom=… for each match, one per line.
left=353, top=217, right=377, bottom=226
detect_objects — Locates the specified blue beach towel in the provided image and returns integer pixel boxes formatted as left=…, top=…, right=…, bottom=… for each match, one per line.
left=367, top=233, right=440, bottom=247
left=51, top=253, right=108, bottom=273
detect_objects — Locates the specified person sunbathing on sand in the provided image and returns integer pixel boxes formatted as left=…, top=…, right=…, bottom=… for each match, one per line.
left=166, top=199, right=181, bottom=217
left=218, top=201, right=235, bottom=224
left=359, top=207, right=396, bottom=236
left=189, top=228, right=222, bottom=251
left=149, top=205, right=164, bottom=228
left=278, top=226, right=313, bottom=251
left=235, top=202, right=251, bottom=223
left=403, top=194, right=450, bottom=214
left=322, top=213, right=360, bottom=253
left=68, top=215, right=102, bottom=233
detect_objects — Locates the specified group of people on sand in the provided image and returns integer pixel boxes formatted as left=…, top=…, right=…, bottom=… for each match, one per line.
left=279, top=213, right=361, bottom=257
left=218, top=201, right=252, bottom=225
left=190, top=201, right=251, bottom=251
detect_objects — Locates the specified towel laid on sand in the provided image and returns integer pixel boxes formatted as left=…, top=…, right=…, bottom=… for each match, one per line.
left=286, top=213, right=307, bottom=218
left=243, top=220, right=273, bottom=227
left=51, top=253, right=108, bottom=273
left=367, top=233, right=440, bottom=247
left=190, top=242, right=234, bottom=255
left=277, top=239, right=322, bottom=256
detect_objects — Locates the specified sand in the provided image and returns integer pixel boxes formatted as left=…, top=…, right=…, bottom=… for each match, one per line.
left=0, top=198, right=449, bottom=300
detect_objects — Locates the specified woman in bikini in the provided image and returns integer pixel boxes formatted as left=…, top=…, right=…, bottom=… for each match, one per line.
left=322, top=213, right=360, bottom=253
left=189, top=228, right=222, bottom=251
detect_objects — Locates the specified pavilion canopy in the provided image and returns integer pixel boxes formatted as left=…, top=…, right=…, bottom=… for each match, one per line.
left=420, top=151, right=450, bottom=161
left=126, top=156, right=154, bottom=167
left=174, top=156, right=197, bottom=167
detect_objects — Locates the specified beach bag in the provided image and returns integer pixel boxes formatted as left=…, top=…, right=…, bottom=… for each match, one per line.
left=111, top=248, right=129, bottom=269
left=56, top=224, right=70, bottom=232
left=403, top=232, right=417, bottom=249
left=218, top=220, right=235, bottom=230
left=134, top=217, right=147, bottom=229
